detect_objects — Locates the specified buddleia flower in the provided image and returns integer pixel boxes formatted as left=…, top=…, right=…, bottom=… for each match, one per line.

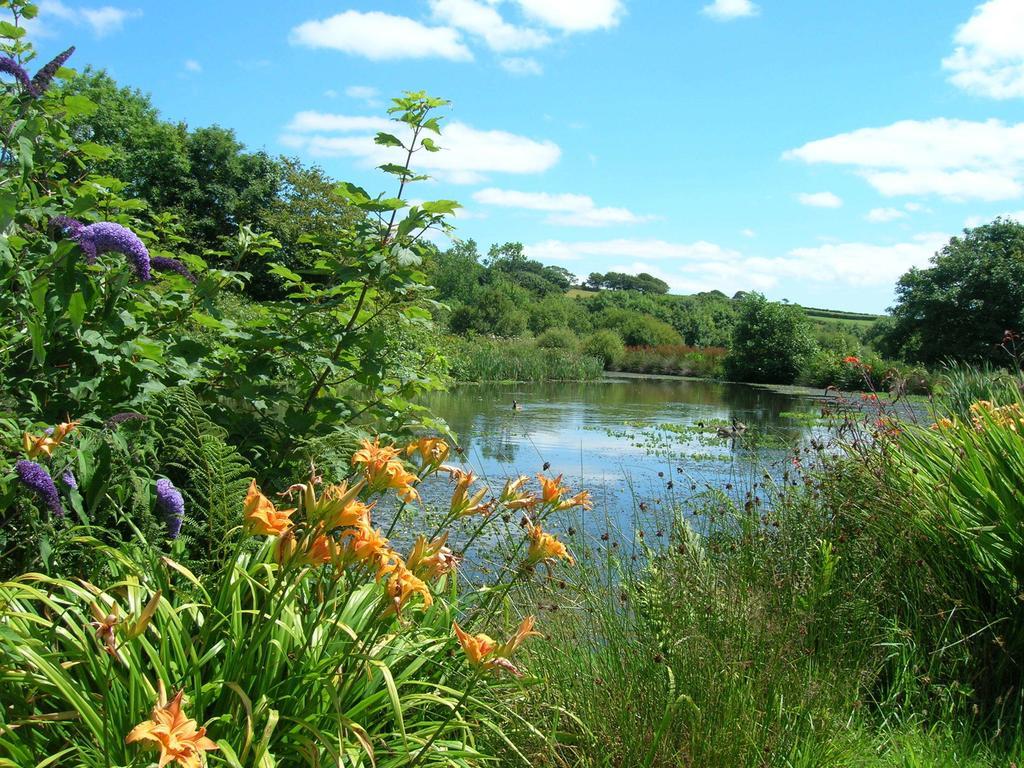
left=105, top=411, right=146, bottom=428
left=77, top=222, right=151, bottom=281
left=0, top=55, right=34, bottom=94
left=15, top=460, right=64, bottom=517
left=30, top=46, right=75, bottom=96
left=60, top=469, right=78, bottom=490
left=155, top=478, right=184, bottom=539
left=151, top=256, right=197, bottom=283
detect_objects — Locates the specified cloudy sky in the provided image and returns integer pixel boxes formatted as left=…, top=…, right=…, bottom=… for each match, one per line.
left=22, top=0, right=1024, bottom=312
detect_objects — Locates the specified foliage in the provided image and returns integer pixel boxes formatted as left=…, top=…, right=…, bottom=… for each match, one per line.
left=446, top=336, right=602, bottom=382
left=877, top=219, right=1024, bottom=365
left=0, top=425, right=586, bottom=767
left=534, top=327, right=577, bottom=350
left=594, top=308, right=682, bottom=347
left=725, top=293, right=817, bottom=384
left=614, top=345, right=726, bottom=378
left=581, top=329, right=625, bottom=369
left=585, top=270, right=669, bottom=294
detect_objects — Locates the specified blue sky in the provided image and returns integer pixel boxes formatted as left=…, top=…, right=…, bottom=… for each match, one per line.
left=22, top=0, right=1024, bottom=312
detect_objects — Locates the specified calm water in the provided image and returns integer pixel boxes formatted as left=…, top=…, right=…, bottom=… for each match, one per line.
left=415, top=375, right=829, bottom=532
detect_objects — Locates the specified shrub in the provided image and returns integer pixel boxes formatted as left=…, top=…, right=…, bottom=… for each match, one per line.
left=581, top=329, right=625, bottom=368
left=536, top=327, right=578, bottom=350
left=725, top=293, right=817, bottom=384
left=596, top=308, right=683, bottom=347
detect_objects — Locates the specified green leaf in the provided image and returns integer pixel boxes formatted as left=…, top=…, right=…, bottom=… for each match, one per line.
left=421, top=199, right=461, bottom=215
left=267, top=263, right=304, bottom=284
left=78, top=142, right=114, bottom=160
left=30, top=277, right=48, bottom=315
left=0, top=21, right=26, bottom=39
left=421, top=137, right=440, bottom=152
left=63, top=94, right=98, bottom=118
left=374, top=132, right=405, bottom=148
left=28, top=320, right=45, bottom=366
left=68, top=291, right=86, bottom=329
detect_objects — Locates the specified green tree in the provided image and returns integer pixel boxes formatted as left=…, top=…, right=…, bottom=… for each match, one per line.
left=879, top=219, right=1024, bottom=364
left=725, top=293, right=816, bottom=383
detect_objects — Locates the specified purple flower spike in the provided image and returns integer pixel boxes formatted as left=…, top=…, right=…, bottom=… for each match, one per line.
left=155, top=478, right=184, bottom=540
left=106, top=411, right=145, bottom=428
left=50, top=216, right=85, bottom=242
left=60, top=469, right=78, bottom=490
left=0, top=55, right=34, bottom=95
left=15, top=460, right=65, bottom=518
left=77, top=222, right=151, bottom=281
left=151, top=256, right=197, bottom=283
left=30, top=46, right=75, bottom=96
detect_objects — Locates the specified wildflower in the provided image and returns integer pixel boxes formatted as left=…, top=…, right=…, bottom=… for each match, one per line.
left=843, top=356, right=861, bottom=365
left=526, top=523, right=572, bottom=568
left=22, top=419, right=77, bottom=459
left=155, top=479, right=185, bottom=540
left=446, top=468, right=489, bottom=518
left=452, top=616, right=540, bottom=677
left=340, top=521, right=396, bottom=576
left=242, top=479, right=295, bottom=536
left=151, top=256, right=197, bottom=283
left=60, top=469, right=77, bottom=490
left=297, top=532, right=342, bottom=567
left=383, top=561, right=433, bottom=617
left=51, top=219, right=152, bottom=280
left=499, top=475, right=536, bottom=510
left=861, top=393, right=879, bottom=402
left=106, top=411, right=145, bottom=428
left=557, top=490, right=593, bottom=511
left=536, top=473, right=571, bottom=506
left=352, top=436, right=401, bottom=473
left=406, top=533, right=459, bottom=581
left=0, top=55, right=33, bottom=93
left=931, top=417, right=957, bottom=431
left=353, top=437, right=419, bottom=502
left=126, top=688, right=218, bottom=768
left=89, top=605, right=122, bottom=663
left=30, top=46, right=75, bottom=95
left=15, top=460, right=64, bottom=517
left=405, top=437, right=450, bottom=471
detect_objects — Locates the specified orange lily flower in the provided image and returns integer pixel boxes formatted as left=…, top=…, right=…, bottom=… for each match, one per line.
left=405, top=437, right=450, bottom=471
left=243, top=480, right=295, bottom=536
left=526, top=523, right=573, bottom=567
left=126, top=688, right=218, bottom=768
left=384, top=561, right=433, bottom=616
left=22, top=419, right=78, bottom=459
left=444, top=467, right=490, bottom=517
left=340, top=521, right=398, bottom=577
left=406, top=533, right=459, bottom=580
left=557, top=490, right=593, bottom=511
left=536, top=473, right=570, bottom=506
left=453, top=616, right=540, bottom=676
left=499, top=475, right=537, bottom=510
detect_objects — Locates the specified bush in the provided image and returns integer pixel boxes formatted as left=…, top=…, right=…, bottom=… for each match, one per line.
left=536, top=327, right=578, bottom=350
left=581, top=329, right=625, bottom=369
left=725, top=293, right=817, bottom=384
left=596, top=308, right=683, bottom=347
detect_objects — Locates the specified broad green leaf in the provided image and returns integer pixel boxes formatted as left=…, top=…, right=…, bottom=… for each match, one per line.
left=374, top=132, right=404, bottom=148
left=67, top=291, right=86, bottom=329
left=63, top=94, right=98, bottom=118
left=421, top=199, right=460, bottom=215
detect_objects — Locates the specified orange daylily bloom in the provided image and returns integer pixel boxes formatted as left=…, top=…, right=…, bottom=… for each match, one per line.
left=405, top=437, right=450, bottom=471
left=384, top=561, right=433, bottom=616
left=557, top=490, right=593, bottom=511
left=447, top=469, right=490, bottom=518
left=22, top=419, right=78, bottom=459
left=499, top=475, right=537, bottom=510
left=243, top=480, right=295, bottom=536
left=125, top=689, right=218, bottom=768
left=453, top=615, right=540, bottom=677
left=340, top=521, right=398, bottom=577
left=536, top=473, right=571, bottom=506
left=526, top=523, right=573, bottom=567
left=406, top=533, right=459, bottom=580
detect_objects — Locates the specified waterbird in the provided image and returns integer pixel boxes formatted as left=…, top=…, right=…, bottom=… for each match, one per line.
left=716, top=419, right=747, bottom=438
left=512, top=400, right=523, bottom=411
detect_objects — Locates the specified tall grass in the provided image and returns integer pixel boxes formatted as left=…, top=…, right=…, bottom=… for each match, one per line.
left=612, top=345, right=726, bottom=377
left=447, top=336, right=603, bottom=382
left=937, top=360, right=1024, bottom=418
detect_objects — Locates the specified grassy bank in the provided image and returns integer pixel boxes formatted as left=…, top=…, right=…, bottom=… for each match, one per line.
left=445, top=335, right=604, bottom=382
left=612, top=344, right=727, bottom=377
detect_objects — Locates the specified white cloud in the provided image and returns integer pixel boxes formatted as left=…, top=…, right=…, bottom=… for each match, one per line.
left=430, top=0, right=550, bottom=51
left=866, top=207, right=908, bottom=223
left=741, top=228, right=756, bottom=238
left=500, top=56, right=543, bottom=75
left=943, top=0, right=1024, bottom=99
left=964, top=209, right=1024, bottom=227
left=798, top=191, right=843, bottom=208
left=345, top=85, right=379, bottom=102
left=473, top=187, right=653, bottom=227
left=702, top=0, right=759, bottom=21
left=524, top=233, right=949, bottom=295
left=904, top=201, right=926, bottom=212
left=184, top=59, right=202, bottom=73
left=785, top=118, right=1024, bottom=201
left=290, top=10, right=472, bottom=61
left=30, top=1, right=140, bottom=37
left=511, top=0, right=624, bottom=32
left=282, top=112, right=561, bottom=184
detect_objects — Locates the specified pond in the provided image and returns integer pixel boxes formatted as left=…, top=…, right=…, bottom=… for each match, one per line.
left=414, top=374, right=834, bottom=534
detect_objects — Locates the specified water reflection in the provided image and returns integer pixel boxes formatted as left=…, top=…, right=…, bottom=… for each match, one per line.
left=416, top=376, right=825, bottom=529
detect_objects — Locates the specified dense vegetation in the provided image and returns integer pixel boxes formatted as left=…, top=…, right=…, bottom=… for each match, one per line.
left=3, top=6, right=1024, bottom=766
